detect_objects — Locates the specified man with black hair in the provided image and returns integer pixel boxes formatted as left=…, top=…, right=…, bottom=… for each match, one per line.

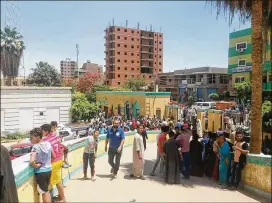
left=105, top=119, right=125, bottom=179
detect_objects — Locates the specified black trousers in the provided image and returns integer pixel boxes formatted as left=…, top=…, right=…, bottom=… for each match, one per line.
left=83, top=152, right=95, bottom=176
left=108, top=147, right=122, bottom=174
left=229, top=162, right=242, bottom=188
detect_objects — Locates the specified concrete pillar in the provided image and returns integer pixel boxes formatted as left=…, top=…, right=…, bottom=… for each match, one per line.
left=203, top=74, right=208, bottom=85
left=216, top=74, right=220, bottom=86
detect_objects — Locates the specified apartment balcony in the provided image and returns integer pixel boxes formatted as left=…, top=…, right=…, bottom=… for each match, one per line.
left=141, top=58, right=153, bottom=61
left=141, top=44, right=154, bottom=47
left=108, top=47, right=115, bottom=50
left=140, top=50, right=153, bottom=54
left=141, top=36, right=153, bottom=39
left=263, top=82, right=272, bottom=91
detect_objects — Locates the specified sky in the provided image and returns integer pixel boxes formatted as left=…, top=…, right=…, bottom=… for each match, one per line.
left=1, top=1, right=250, bottom=76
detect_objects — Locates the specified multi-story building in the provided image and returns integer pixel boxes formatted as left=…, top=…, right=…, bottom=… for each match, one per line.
left=228, top=28, right=271, bottom=99
left=60, top=58, right=77, bottom=78
left=74, top=60, right=104, bottom=82
left=158, top=67, right=229, bottom=101
left=104, top=25, right=163, bottom=87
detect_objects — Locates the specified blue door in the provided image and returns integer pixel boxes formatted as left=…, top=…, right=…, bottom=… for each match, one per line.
left=197, top=88, right=204, bottom=100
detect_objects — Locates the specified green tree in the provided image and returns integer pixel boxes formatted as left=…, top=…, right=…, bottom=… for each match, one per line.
left=188, top=92, right=197, bottom=105
left=70, top=92, right=99, bottom=122
left=233, top=81, right=252, bottom=103
left=27, top=61, right=61, bottom=86
left=208, top=93, right=219, bottom=101
left=1, top=26, right=25, bottom=86
left=208, top=0, right=272, bottom=153
left=85, top=84, right=112, bottom=103
left=123, top=77, right=145, bottom=91
left=262, top=101, right=272, bottom=114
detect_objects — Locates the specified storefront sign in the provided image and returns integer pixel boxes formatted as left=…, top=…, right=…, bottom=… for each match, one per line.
left=232, top=66, right=252, bottom=73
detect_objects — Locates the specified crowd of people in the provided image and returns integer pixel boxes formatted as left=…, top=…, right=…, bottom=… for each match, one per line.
left=3, top=112, right=252, bottom=203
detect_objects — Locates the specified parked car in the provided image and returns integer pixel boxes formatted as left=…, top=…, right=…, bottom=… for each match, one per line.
left=195, top=102, right=216, bottom=111
left=59, top=128, right=76, bottom=142
left=8, top=142, right=33, bottom=160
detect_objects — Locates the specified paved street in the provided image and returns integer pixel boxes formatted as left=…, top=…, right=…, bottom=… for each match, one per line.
left=65, top=142, right=266, bottom=202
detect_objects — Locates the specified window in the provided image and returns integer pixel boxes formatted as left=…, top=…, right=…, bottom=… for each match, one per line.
left=208, top=74, right=216, bottom=84
left=117, top=59, right=120, bottom=62
left=159, top=48, right=162, bottom=51
left=131, top=30, right=134, bottom=34
left=131, top=53, right=134, bottom=56
left=220, top=75, right=228, bottom=84
left=236, top=42, right=247, bottom=51
left=125, top=52, right=127, bottom=55
left=159, top=55, right=162, bottom=58
left=125, top=75, right=127, bottom=78
left=117, top=67, right=120, bottom=70
left=131, top=38, right=134, bottom=41
left=124, top=60, right=127, bottom=63
left=118, top=82, right=120, bottom=85
left=159, top=69, right=161, bottom=71
left=117, top=44, right=120, bottom=47
left=124, top=37, right=127, bottom=40
left=131, top=60, right=134, bottom=63
left=137, top=39, right=139, bottom=41
left=155, top=41, right=157, bottom=43
left=124, top=45, right=127, bottom=48
left=238, top=59, right=246, bottom=66
left=137, top=45, right=139, bottom=48
left=117, top=52, right=120, bottom=55
left=124, top=29, right=127, bottom=32
left=159, top=34, right=162, bottom=37
left=159, top=62, right=161, bottom=65
left=149, top=76, right=152, bottom=78
left=117, top=28, right=120, bottom=31
left=132, top=68, right=134, bottom=71
left=118, top=74, right=120, bottom=77
left=137, top=31, right=139, bottom=34
left=235, top=77, right=245, bottom=83
left=137, top=54, right=139, bottom=56
left=155, top=48, right=157, bottom=51
left=125, top=67, right=127, bottom=70
left=137, top=61, right=139, bottom=63
left=117, top=36, right=120, bottom=39
left=131, top=45, right=134, bottom=48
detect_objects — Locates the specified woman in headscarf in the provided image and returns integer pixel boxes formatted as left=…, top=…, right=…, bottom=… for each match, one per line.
left=190, top=133, right=204, bottom=177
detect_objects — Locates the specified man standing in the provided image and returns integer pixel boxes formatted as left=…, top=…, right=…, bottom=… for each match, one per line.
left=150, top=125, right=169, bottom=177
left=41, top=124, right=66, bottom=202
left=105, top=119, right=125, bottom=179
left=229, top=131, right=249, bottom=190
left=176, top=125, right=192, bottom=179
left=130, top=125, right=145, bottom=180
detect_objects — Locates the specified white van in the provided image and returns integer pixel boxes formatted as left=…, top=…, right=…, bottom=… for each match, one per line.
left=195, top=102, right=216, bottom=110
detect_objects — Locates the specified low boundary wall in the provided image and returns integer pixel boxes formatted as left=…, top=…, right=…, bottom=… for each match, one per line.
left=12, top=131, right=271, bottom=202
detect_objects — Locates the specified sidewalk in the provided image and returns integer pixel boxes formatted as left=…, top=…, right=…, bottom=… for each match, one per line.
left=64, top=142, right=266, bottom=202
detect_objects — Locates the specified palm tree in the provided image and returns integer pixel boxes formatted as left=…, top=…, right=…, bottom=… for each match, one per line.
left=208, top=0, right=272, bottom=154
left=0, top=26, right=25, bottom=86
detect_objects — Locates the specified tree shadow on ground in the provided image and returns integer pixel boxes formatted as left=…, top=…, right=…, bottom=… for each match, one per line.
left=120, top=159, right=270, bottom=202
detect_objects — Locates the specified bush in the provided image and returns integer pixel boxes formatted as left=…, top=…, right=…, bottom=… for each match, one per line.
left=6, top=132, right=29, bottom=140
left=208, top=93, right=219, bottom=101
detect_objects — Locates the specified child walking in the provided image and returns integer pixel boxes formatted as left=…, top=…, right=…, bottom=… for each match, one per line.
left=83, top=128, right=99, bottom=180
left=29, top=128, right=55, bottom=203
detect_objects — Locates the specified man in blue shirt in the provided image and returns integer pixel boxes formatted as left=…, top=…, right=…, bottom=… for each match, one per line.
left=105, top=119, right=125, bottom=178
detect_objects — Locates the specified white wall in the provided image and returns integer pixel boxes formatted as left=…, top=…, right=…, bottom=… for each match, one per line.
left=1, top=87, right=72, bottom=132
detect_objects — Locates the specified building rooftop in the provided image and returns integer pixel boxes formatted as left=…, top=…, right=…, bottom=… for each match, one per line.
left=96, top=91, right=171, bottom=96
left=174, top=67, right=227, bottom=75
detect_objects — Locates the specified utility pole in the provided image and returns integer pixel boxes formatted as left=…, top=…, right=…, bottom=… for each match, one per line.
left=76, top=44, right=79, bottom=82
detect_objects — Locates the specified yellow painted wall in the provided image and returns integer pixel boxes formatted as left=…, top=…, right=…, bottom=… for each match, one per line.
left=229, top=35, right=251, bottom=48
left=242, top=163, right=271, bottom=193
left=232, top=72, right=251, bottom=86
left=96, top=92, right=170, bottom=119
left=145, top=96, right=170, bottom=118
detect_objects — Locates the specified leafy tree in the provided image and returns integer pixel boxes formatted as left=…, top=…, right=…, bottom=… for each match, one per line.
left=208, top=93, right=219, bottom=101
left=1, top=26, right=25, bottom=85
left=70, top=92, right=99, bottom=122
left=208, top=0, right=272, bottom=154
left=262, top=101, right=272, bottom=114
left=85, top=84, right=112, bottom=103
left=188, top=92, right=197, bottom=105
left=27, top=61, right=61, bottom=86
left=61, top=78, right=76, bottom=92
left=233, top=81, right=252, bottom=103
left=123, top=77, right=145, bottom=91
left=76, top=72, right=100, bottom=93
